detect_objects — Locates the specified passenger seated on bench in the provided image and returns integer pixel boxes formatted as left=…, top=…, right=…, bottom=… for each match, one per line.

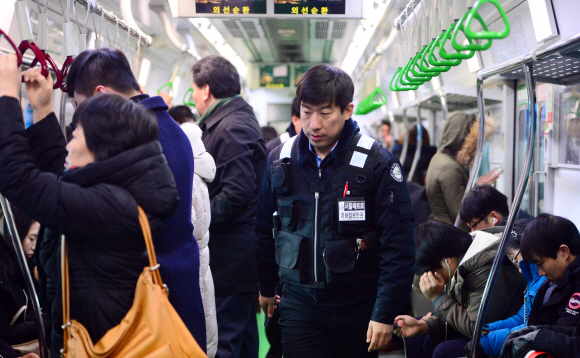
left=395, top=221, right=526, bottom=358
left=499, top=214, right=580, bottom=358
left=460, top=185, right=533, bottom=232
left=464, top=219, right=546, bottom=357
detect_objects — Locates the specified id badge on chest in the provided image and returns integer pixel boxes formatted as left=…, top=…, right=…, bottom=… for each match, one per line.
left=338, top=200, right=366, bottom=221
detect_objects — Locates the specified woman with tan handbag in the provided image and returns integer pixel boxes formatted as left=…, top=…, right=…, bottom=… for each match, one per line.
left=0, top=54, right=206, bottom=358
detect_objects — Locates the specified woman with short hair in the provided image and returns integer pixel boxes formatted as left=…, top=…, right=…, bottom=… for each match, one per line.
left=0, top=54, right=179, bottom=357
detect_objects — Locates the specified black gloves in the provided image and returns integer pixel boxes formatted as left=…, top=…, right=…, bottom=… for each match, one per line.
left=463, top=340, right=488, bottom=358
left=500, top=327, right=541, bottom=358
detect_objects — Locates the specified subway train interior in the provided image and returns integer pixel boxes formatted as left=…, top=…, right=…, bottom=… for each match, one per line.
left=1, top=0, right=580, bottom=357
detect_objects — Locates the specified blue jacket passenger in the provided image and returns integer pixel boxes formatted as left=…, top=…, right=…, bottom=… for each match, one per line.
left=480, top=261, right=546, bottom=356
left=133, top=95, right=207, bottom=351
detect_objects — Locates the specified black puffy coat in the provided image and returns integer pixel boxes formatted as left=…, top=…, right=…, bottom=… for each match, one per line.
left=0, top=97, right=179, bottom=356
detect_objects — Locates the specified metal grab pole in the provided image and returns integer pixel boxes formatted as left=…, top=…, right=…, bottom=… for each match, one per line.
left=408, top=105, right=423, bottom=182
left=454, top=77, right=486, bottom=227
left=468, top=62, right=537, bottom=358
left=0, top=196, right=48, bottom=358
left=400, top=108, right=410, bottom=166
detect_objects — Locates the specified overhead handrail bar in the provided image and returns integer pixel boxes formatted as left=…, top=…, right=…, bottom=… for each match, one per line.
left=394, top=0, right=423, bottom=30
left=15, top=1, right=49, bottom=79
left=73, top=0, right=152, bottom=47
left=468, top=61, right=537, bottom=358
left=408, top=105, right=423, bottom=181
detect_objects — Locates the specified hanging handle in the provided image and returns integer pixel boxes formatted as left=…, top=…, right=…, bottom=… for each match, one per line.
left=183, top=88, right=195, bottom=107
left=157, top=82, right=174, bottom=97
left=59, top=56, right=75, bottom=93
left=438, top=20, right=476, bottom=60
left=428, top=32, right=462, bottom=66
left=0, top=30, right=23, bottom=67
left=464, top=0, right=510, bottom=39
left=30, top=53, right=64, bottom=90
left=451, top=11, right=492, bottom=51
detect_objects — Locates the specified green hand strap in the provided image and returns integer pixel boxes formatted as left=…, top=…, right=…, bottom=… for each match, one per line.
left=390, top=68, right=418, bottom=91
left=420, top=40, right=451, bottom=73
left=439, top=21, right=476, bottom=60
left=400, top=59, right=426, bottom=86
left=411, top=48, right=439, bottom=78
left=405, top=53, right=431, bottom=82
left=355, top=87, right=387, bottom=114
left=183, top=88, right=195, bottom=107
left=464, top=0, right=510, bottom=39
left=452, top=12, right=492, bottom=51
left=157, top=82, right=174, bottom=96
left=429, top=33, right=463, bottom=67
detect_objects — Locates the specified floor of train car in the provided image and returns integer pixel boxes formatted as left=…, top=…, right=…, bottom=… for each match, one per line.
left=255, top=312, right=406, bottom=358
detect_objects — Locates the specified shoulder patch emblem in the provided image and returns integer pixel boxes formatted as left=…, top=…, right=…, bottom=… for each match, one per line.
left=569, top=293, right=580, bottom=310
left=391, top=163, right=404, bottom=182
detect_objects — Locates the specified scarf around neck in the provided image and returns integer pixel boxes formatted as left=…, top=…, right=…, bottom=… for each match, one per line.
left=198, top=95, right=240, bottom=126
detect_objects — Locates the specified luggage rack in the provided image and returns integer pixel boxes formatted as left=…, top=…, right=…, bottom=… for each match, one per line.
left=500, top=49, right=580, bottom=85
left=465, top=32, right=580, bottom=358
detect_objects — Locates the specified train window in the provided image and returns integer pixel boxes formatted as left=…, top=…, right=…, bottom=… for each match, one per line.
left=559, top=90, right=580, bottom=166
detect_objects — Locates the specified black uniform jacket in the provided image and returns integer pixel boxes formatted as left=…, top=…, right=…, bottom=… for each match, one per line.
left=528, top=256, right=580, bottom=328
left=255, top=118, right=415, bottom=324
left=200, top=96, right=267, bottom=296
left=0, top=97, right=179, bottom=355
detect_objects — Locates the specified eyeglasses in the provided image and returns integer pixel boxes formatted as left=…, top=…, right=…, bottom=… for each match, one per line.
left=467, top=213, right=491, bottom=229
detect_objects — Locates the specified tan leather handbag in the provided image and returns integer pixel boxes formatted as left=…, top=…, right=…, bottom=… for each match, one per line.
left=61, top=207, right=207, bottom=358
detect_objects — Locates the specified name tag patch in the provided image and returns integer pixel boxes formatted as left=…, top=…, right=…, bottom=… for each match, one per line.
left=339, top=201, right=366, bottom=221
left=350, top=152, right=368, bottom=168
left=357, top=135, right=374, bottom=150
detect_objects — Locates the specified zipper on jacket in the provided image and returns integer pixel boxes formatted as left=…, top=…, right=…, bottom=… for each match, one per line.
left=314, top=191, right=319, bottom=282
left=314, top=169, right=321, bottom=282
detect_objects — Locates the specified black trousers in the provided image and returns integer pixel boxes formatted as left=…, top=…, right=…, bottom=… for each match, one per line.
left=278, top=284, right=379, bottom=358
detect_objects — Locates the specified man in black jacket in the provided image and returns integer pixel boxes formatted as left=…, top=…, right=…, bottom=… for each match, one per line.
left=500, top=214, right=580, bottom=358
left=192, top=55, right=266, bottom=358
left=255, top=65, right=415, bottom=357
left=265, top=97, right=302, bottom=155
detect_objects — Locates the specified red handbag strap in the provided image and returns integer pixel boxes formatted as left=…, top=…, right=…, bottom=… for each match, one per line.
left=527, top=352, right=553, bottom=358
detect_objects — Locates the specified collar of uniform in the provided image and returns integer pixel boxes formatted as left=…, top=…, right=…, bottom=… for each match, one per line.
left=129, top=93, right=151, bottom=103
left=200, top=96, right=249, bottom=131
left=297, top=118, right=359, bottom=169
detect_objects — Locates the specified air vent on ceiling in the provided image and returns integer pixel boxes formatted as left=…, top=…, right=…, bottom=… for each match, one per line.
left=315, top=21, right=328, bottom=39
left=240, top=21, right=260, bottom=38
left=223, top=20, right=244, bottom=38
left=332, top=21, right=346, bottom=39
left=261, top=19, right=307, bottom=62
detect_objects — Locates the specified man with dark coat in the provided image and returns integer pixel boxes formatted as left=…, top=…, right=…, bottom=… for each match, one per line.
left=265, top=96, right=302, bottom=155
left=63, top=48, right=206, bottom=352
left=191, top=55, right=266, bottom=358
left=256, top=65, right=415, bottom=357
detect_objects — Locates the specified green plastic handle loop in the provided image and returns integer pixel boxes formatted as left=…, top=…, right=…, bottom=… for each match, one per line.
left=429, top=33, right=463, bottom=67
left=439, top=21, right=476, bottom=60
left=355, top=87, right=387, bottom=114
left=420, top=40, right=451, bottom=73
left=157, top=82, right=174, bottom=97
left=390, top=68, right=419, bottom=91
left=451, top=12, right=492, bottom=51
left=464, top=0, right=510, bottom=40
left=404, top=53, right=431, bottom=83
left=400, top=59, right=426, bottom=86
left=410, top=48, right=438, bottom=78
left=183, top=88, right=195, bottom=107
